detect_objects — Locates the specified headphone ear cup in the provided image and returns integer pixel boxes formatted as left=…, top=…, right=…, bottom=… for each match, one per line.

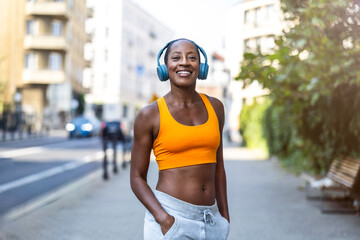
left=157, top=65, right=169, bottom=81
left=198, top=63, right=209, bottom=80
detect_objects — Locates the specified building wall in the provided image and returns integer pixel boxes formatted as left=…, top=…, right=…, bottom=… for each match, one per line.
left=225, top=0, right=282, bottom=141
left=225, top=0, right=282, bottom=78
left=1, top=0, right=89, bottom=129
left=66, top=0, right=87, bottom=94
left=196, top=54, right=229, bottom=101
left=0, top=0, right=26, bottom=106
left=90, top=0, right=124, bottom=121
left=121, top=0, right=173, bottom=123
left=196, top=53, right=231, bottom=138
left=88, top=0, right=174, bottom=130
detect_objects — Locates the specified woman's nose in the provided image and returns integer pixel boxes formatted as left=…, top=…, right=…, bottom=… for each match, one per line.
left=179, top=56, right=189, bottom=65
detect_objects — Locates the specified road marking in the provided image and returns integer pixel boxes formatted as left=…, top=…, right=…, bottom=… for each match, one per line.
left=1, top=169, right=102, bottom=223
left=0, top=147, right=45, bottom=158
left=0, top=138, right=102, bottom=159
left=0, top=151, right=105, bottom=194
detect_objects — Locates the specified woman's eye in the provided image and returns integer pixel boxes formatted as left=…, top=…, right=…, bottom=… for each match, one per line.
left=172, top=56, right=180, bottom=60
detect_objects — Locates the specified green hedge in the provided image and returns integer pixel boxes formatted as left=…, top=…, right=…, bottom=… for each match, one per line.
left=236, top=0, right=360, bottom=175
left=239, top=98, right=270, bottom=154
left=264, top=103, right=315, bottom=174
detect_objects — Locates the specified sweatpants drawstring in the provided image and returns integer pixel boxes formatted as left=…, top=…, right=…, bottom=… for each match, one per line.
left=201, top=209, right=216, bottom=225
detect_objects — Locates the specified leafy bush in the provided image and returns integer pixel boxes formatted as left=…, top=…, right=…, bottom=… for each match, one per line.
left=237, top=0, right=360, bottom=174
left=239, top=98, right=270, bottom=154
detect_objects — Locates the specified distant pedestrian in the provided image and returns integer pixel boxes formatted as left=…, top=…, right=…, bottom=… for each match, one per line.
left=102, top=121, right=125, bottom=180
left=130, top=39, right=230, bottom=239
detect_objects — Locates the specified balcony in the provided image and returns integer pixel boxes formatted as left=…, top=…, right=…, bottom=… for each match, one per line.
left=23, top=69, right=65, bottom=84
left=26, top=1, right=68, bottom=19
left=24, top=35, right=67, bottom=51
left=86, top=32, right=93, bottom=43
left=85, top=59, right=92, bottom=68
left=87, top=8, right=94, bottom=18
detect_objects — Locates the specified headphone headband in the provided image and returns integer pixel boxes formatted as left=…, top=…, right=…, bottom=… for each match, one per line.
left=156, top=39, right=208, bottom=66
left=156, top=39, right=209, bottom=81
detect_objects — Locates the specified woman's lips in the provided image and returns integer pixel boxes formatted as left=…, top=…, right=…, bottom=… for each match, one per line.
left=176, top=70, right=192, bottom=77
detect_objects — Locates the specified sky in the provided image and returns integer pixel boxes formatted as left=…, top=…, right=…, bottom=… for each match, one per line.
left=131, top=0, right=242, bottom=54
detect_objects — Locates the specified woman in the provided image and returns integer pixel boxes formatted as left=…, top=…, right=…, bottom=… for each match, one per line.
left=130, top=38, right=230, bottom=240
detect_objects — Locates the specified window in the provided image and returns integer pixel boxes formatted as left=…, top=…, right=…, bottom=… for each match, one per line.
left=67, top=21, right=72, bottom=40
left=51, top=21, right=63, bottom=36
left=244, top=38, right=262, bottom=53
left=103, top=74, right=108, bottom=88
left=128, top=40, right=133, bottom=47
left=68, top=0, right=73, bottom=9
left=266, top=4, right=275, bottom=19
left=244, top=39, right=251, bottom=52
left=104, top=49, right=108, bottom=62
left=148, top=51, right=155, bottom=58
left=149, top=31, right=156, bottom=39
left=255, top=37, right=262, bottom=52
left=49, top=52, right=62, bottom=70
left=26, top=20, right=35, bottom=35
left=244, top=10, right=250, bottom=24
left=122, top=103, right=128, bottom=118
left=25, top=52, right=37, bottom=69
left=255, top=7, right=261, bottom=27
left=265, top=36, right=275, bottom=51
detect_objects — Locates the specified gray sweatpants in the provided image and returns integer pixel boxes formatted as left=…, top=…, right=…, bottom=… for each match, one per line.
left=144, top=190, right=230, bottom=240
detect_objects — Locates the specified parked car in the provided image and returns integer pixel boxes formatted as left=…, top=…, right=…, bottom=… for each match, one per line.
left=66, top=116, right=101, bottom=138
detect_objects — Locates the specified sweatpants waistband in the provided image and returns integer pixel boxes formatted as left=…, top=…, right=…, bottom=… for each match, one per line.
left=154, top=190, right=218, bottom=221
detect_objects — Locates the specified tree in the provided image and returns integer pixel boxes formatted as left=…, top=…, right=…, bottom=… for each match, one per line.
left=76, top=94, right=85, bottom=116
left=237, top=0, right=360, bottom=174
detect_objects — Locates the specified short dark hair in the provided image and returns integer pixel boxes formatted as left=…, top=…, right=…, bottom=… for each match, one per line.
left=164, top=38, right=200, bottom=65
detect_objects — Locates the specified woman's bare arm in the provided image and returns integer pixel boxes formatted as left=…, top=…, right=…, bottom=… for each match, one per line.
left=130, top=103, right=174, bottom=234
left=209, top=97, right=230, bottom=222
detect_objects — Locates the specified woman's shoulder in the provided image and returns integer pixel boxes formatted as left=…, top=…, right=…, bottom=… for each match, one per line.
left=201, top=94, right=224, bottom=126
left=136, top=100, right=160, bottom=122
left=202, top=94, right=224, bottom=111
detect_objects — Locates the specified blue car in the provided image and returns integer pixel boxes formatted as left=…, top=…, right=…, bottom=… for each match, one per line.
left=65, top=116, right=101, bottom=138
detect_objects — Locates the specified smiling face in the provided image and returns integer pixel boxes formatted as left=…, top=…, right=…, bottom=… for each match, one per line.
left=165, top=40, right=200, bottom=88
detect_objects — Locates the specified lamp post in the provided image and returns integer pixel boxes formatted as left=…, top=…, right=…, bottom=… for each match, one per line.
left=14, top=91, right=22, bottom=139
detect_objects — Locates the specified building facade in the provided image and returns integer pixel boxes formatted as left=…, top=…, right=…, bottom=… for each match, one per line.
left=86, top=0, right=174, bottom=132
left=196, top=52, right=231, bottom=139
left=224, top=0, right=282, bottom=141
left=0, top=0, right=90, bottom=130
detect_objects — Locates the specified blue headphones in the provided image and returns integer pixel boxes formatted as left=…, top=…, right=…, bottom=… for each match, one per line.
left=156, top=39, right=209, bottom=81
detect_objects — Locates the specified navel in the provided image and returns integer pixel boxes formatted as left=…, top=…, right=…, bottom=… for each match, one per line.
left=202, top=185, right=207, bottom=191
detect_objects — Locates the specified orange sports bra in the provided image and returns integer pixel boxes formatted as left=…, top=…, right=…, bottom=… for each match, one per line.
left=153, top=93, right=220, bottom=170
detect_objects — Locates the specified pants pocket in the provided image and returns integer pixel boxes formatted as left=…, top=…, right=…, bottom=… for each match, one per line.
left=215, top=212, right=230, bottom=240
left=144, top=211, right=163, bottom=240
left=163, top=216, right=179, bottom=239
left=144, top=211, right=181, bottom=240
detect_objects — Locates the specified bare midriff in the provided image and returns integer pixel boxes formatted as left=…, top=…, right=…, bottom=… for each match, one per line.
left=156, top=163, right=216, bottom=206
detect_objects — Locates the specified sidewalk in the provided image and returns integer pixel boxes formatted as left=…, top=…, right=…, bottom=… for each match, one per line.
left=0, top=144, right=360, bottom=240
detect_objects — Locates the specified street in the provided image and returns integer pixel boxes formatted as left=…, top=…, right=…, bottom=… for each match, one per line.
left=0, top=133, right=124, bottom=217
left=0, top=142, right=359, bottom=239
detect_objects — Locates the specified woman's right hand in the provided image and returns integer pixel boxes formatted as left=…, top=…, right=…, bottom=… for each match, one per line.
left=159, top=214, right=175, bottom=235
